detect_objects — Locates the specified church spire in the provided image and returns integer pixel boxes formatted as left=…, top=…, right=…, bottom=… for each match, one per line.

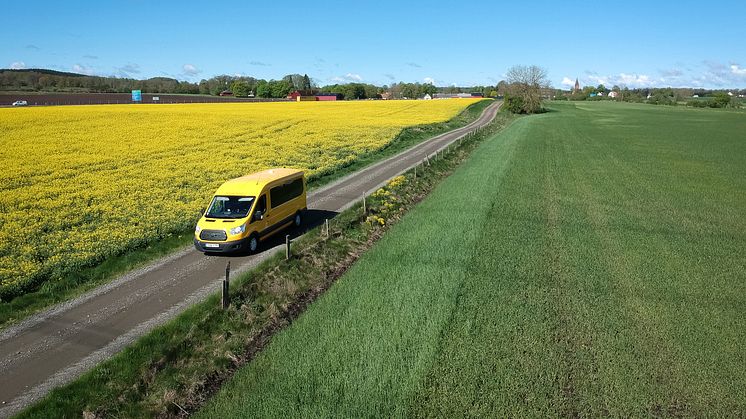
left=574, top=78, right=580, bottom=93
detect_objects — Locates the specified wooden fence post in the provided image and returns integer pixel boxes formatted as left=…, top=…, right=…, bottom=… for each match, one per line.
left=285, top=235, right=291, bottom=260
left=221, top=261, right=230, bottom=309
left=325, top=218, right=330, bottom=238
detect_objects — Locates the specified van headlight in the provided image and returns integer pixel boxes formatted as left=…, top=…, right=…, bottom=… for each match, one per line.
left=195, top=225, right=202, bottom=233
left=229, top=224, right=246, bottom=235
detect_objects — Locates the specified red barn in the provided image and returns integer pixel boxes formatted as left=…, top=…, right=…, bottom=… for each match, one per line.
left=315, top=93, right=340, bottom=101
left=288, top=90, right=318, bottom=100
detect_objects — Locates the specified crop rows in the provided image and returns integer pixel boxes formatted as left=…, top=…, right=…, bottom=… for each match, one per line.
left=0, top=100, right=479, bottom=299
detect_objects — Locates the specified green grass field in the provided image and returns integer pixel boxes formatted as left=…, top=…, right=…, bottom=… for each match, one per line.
left=197, top=102, right=745, bottom=417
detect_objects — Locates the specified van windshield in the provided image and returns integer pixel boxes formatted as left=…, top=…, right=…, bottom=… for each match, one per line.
left=205, top=196, right=255, bottom=219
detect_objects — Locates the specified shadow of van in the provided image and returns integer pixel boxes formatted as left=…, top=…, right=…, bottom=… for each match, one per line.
left=204, top=209, right=339, bottom=257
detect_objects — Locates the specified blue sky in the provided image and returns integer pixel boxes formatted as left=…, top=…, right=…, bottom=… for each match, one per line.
left=3, top=0, right=745, bottom=89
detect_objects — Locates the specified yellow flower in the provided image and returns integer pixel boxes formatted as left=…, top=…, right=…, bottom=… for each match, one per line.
left=0, top=99, right=481, bottom=292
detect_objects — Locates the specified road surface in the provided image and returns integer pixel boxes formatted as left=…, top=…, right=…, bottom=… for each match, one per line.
left=0, top=101, right=501, bottom=417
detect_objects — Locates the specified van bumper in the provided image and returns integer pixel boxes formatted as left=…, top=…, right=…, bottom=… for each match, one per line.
left=194, top=237, right=250, bottom=253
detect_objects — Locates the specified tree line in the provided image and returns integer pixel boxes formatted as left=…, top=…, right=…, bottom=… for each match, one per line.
left=555, top=84, right=744, bottom=108
left=0, top=69, right=202, bottom=94
left=0, top=69, right=502, bottom=100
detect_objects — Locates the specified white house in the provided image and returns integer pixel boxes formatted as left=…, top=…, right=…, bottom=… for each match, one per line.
left=608, top=91, right=618, bottom=98
left=422, top=94, right=432, bottom=100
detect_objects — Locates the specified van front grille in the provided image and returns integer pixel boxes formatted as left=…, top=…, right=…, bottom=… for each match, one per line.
left=199, top=229, right=227, bottom=241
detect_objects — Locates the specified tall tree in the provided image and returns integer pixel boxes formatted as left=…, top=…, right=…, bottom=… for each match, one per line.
left=504, top=65, right=549, bottom=113
left=302, top=74, right=312, bottom=90
left=230, top=80, right=251, bottom=97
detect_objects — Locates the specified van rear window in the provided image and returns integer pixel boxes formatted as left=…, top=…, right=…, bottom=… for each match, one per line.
left=270, top=178, right=303, bottom=208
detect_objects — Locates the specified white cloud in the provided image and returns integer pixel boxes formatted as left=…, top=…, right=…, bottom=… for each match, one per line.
left=10, top=61, right=26, bottom=69
left=587, top=74, right=610, bottom=86
left=331, top=73, right=363, bottom=83
left=423, top=77, right=436, bottom=84
left=617, top=73, right=652, bottom=86
left=72, top=64, right=96, bottom=75
left=182, top=63, right=201, bottom=76
left=567, top=62, right=745, bottom=89
left=659, top=68, right=683, bottom=77
left=730, top=64, right=746, bottom=76
left=118, top=63, right=140, bottom=74
left=561, top=77, right=575, bottom=87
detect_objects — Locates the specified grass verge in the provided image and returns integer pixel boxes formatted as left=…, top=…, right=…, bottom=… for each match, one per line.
left=17, top=111, right=515, bottom=418
left=0, top=99, right=492, bottom=330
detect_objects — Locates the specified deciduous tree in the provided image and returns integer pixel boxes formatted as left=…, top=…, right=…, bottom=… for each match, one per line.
left=504, top=65, right=549, bottom=114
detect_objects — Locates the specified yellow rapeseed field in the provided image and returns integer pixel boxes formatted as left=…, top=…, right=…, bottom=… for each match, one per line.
left=0, top=99, right=480, bottom=297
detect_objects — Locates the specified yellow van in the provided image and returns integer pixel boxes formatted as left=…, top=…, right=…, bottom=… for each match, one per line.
left=194, top=168, right=307, bottom=253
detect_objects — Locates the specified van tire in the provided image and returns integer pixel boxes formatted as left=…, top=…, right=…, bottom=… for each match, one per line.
left=247, top=233, right=259, bottom=253
left=293, top=211, right=303, bottom=228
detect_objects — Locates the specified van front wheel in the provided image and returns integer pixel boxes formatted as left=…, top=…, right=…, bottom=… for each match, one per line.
left=247, top=234, right=259, bottom=253
left=293, top=211, right=303, bottom=228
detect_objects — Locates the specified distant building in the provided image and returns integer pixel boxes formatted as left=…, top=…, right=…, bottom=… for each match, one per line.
left=316, top=93, right=341, bottom=101
left=608, top=91, right=618, bottom=98
left=422, top=94, right=432, bottom=100
left=574, top=78, right=580, bottom=93
left=219, top=90, right=233, bottom=96
left=287, top=90, right=317, bottom=100
left=380, top=92, right=392, bottom=100
left=470, top=92, right=485, bottom=98
left=433, top=93, right=473, bottom=99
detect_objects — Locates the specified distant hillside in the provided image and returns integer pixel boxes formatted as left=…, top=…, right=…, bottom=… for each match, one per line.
left=0, top=69, right=200, bottom=94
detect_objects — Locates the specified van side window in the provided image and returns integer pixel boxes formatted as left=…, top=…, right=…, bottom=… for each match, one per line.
left=270, top=178, right=303, bottom=208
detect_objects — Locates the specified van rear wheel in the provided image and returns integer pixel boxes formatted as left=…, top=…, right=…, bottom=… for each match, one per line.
left=293, top=211, right=303, bottom=227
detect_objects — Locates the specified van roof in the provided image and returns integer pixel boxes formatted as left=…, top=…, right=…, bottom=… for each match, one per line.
left=215, top=168, right=304, bottom=196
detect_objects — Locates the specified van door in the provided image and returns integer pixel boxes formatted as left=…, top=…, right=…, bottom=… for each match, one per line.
left=251, top=194, right=268, bottom=237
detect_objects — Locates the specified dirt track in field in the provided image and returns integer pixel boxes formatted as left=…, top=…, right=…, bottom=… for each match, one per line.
left=0, top=101, right=501, bottom=418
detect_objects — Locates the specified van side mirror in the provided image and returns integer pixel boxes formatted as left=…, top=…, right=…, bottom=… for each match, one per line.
left=253, top=211, right=263, bottom=222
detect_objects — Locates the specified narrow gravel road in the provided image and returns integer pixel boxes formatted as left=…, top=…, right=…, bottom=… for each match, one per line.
left=0, top=101, right=500, bottom=417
